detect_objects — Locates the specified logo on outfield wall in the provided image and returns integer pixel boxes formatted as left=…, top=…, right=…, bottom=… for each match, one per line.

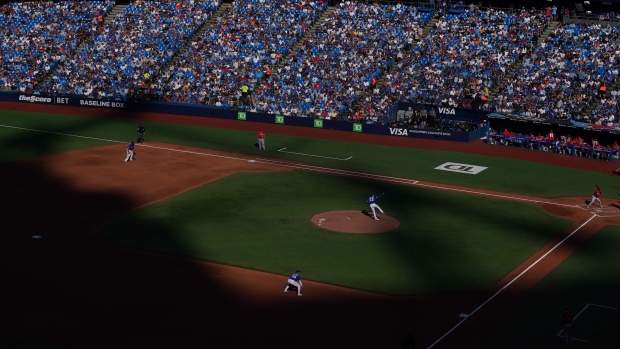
left=237, top=111, right=247, bottom=120
left=314, top=119, right=323, bottom=128
left=275, top=115, right=284, bottom=124
left=19, top=95, right=52, bottom=103
left=353, top=123, right=362, bottom=132
left=435, top=162, right=487, bottom=175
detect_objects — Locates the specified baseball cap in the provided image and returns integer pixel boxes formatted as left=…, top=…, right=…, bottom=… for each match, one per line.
left=296, top=269, right=301, bottom=273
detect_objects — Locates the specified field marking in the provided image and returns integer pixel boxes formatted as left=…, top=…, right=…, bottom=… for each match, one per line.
left=0, top=124, right=585, bottom=209
left=4, top=123, right=613, bottom=346
left=426, top=214, right=597, bottom=349
left=0, top=124, right=125, bottom=144
left=588, top=303, right=619, bottom=310
left=257, top=158, right=420, bottom=186
left=555, top=303, right=619, bottom=342
left=415, top=182, right=579, bottom=209
left=277, top=147, right=352, bottom=161
left=0, top=124, right=259, bottom=163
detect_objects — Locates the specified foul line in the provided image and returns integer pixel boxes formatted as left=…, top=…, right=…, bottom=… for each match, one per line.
left=258, top=158, right=419, bottom=185
left=277, top=147, right=352, bottom=161
left=0, top=124, right=258, bottom=163
left=1, top=124, right=588, bottom=209
left=0, top=124, right=125, bottom=144
left=1, top=124, right=583, bottom=209
left=426, top=214, right=598, bottom=349
left=415, top=182, right=579, bottom=209
left=5, top=123, right=612, bottom=346
left=555, top=303, right=620, bottom=342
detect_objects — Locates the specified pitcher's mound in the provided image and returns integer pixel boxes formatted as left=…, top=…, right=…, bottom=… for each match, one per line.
left=311, top=210, right=400, bottom=234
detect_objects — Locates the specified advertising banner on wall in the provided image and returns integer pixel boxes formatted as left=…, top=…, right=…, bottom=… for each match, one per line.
left=1, top=90, right=488, bottom=142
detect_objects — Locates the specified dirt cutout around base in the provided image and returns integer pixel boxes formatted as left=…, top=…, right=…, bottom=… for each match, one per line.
left=311, top=210, right=400, bottom=233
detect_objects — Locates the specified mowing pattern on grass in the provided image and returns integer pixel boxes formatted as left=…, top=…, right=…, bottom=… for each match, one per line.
left=2, top=108, right=620, bottom=349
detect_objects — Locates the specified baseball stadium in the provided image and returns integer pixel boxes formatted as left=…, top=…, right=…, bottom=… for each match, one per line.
left=2, top=0, right=620, bottom=348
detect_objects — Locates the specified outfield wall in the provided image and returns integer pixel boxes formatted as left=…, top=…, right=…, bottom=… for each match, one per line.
left=0, top=91, right=488, bottom=142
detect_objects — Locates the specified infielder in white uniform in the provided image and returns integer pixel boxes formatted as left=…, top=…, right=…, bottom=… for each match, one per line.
left=367, top=193, right=385, bottom=220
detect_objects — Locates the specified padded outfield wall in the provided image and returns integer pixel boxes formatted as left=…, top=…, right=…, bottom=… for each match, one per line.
left=0, top=91, right=488, bottom=142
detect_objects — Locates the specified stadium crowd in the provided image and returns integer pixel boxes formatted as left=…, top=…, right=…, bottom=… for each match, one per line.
left=488, top=127, right=620, bottom=160
left=42, top=0, right=219, bottom=100
left=0, top=0, right=619, bottom=135
left=360, top=6, right=549, bottom=122
left=250, top=1, right=428, bottom=119
left=153, top=0, right=328, bottom=107
left=0, top=0, right=113, bottom=92
left=487, top=21, right=620, bottom=124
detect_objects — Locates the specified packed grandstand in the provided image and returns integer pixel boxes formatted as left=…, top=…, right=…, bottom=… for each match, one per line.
left=1, top=0, right=620, bottom=131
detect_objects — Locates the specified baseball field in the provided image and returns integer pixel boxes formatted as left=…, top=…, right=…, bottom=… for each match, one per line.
left=1, top=101, right=619, bottom=349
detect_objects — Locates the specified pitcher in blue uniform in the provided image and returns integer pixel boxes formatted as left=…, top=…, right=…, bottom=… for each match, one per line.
left=367, top=193, right=385, bottom=220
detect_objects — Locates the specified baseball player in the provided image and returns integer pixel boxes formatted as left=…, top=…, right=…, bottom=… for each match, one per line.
left=367, top=193, right=385, bottom=220
left=124, top=141, right=135, bottom=163
left=257, top=128, right=265, bottom=150
left=586, top=185, right=603, bottom=208
left=283, top=270, right=303, bottom=296
left=136, top=123, right=146, bottom=144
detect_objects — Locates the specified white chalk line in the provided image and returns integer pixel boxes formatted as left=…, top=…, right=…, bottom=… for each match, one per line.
left=555, top=303, right=620, bottom=342
left=0, top=124, right=124, bottom=144
left=4, top=123, right=608, bottom=347
left=415, top=182, right=580, bottom=209
left=0, top=124, right=259, bottom=163
left=258, top=158, right=420, bottom=186
left=277, top=147, right=352, bottom=161
left=1, top=124, right=587, bottom=208
left=426, top=214, right=597, bottom=349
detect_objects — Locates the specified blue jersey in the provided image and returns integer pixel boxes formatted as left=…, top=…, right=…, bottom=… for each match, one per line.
left=367, top=193, right=383, bottom=204
left=127, top=142, right=135, bottom=151
left=289, top=272, right=301, bottom=281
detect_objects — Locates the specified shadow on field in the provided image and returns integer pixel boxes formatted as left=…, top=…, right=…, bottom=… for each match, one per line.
left=0, top=112, right=457, bottom=349
left=3, top=105, right=619, bottom=349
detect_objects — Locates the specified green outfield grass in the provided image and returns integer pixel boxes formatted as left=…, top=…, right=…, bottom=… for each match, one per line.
left=3, top=108, right=620, bottom=348
left=0, top=110, right=618, bottom=198
left=100, top=171, right=572, bottom=295
left=477, top=225, right=620, bottom=349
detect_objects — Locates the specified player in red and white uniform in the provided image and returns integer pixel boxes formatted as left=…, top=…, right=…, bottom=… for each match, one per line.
left=257, top=129, right=266, bottom=150
left=586, top=185, right=603, bottom=208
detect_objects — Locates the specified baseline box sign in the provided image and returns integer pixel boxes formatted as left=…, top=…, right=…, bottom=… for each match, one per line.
left=238, top=111, right=247, bottom=120
left=18, top=94, right=53, bottom=104
left=275, top=114, right=284, bottom=124
left=353, top=123, right=362, bottom=132
left=314, top=119, right=323, bottom=128
left=78, top=99, right=125, bottom=109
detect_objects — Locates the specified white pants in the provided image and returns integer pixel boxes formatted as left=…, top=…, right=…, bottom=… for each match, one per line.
left=589, top=195, right=602, bottom=207
left=370, top=203, right=383, bottom=218
left=286, top=279, right=302, bottom=295
left=124, top=150, right=134, bottom=162
left=258, top=138, right=265, bottom=150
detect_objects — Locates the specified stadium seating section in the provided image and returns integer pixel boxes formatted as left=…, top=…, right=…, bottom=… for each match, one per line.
left=0, top=0, right=618, bottom=128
